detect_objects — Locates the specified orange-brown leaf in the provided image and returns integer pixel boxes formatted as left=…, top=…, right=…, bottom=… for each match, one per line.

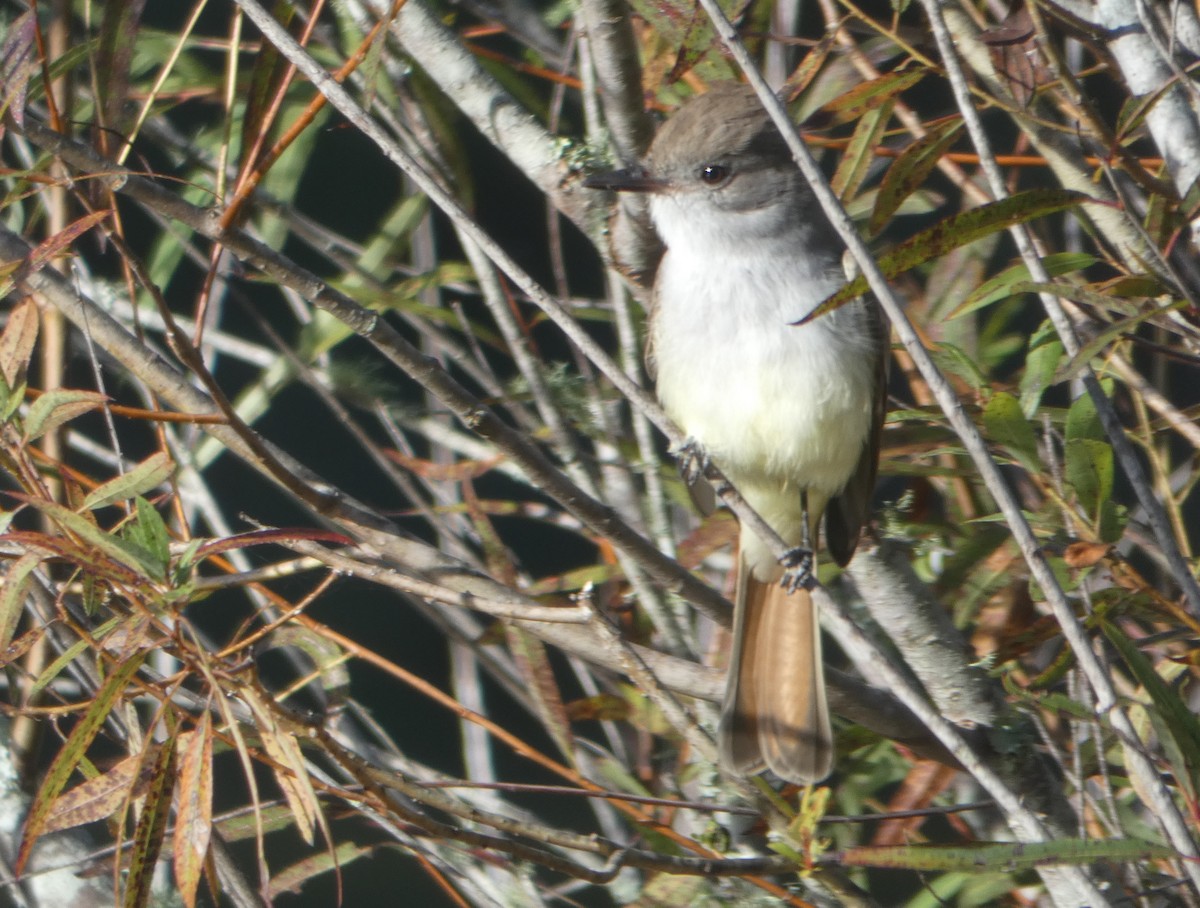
left=0, top=298, right=37, bottom=388
left=386, top=449, right=503, bottom=481
left=1063, top=541, right=1111, bottom=569
left=173, top=713, right=214, bottom=908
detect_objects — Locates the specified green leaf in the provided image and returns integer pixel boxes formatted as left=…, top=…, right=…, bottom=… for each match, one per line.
left=1052, top=298, right=1186, bottom=385
left=1102, top=619, right=1200, bottom=795
left=23, top=390, right=107, bottom=442
left=1018, top=323, right=1064, bottom=417
left=238, top=0, right=295, bottom=179
left=832, top=98, right=893, bottom=201
left=949, top=253, right=1097, bottom=320
left=1065, top=387, right=1104, bottom=442
left=268, top=842, right=377, bottom=899
left=120, top=497, right=172, bottom=582
left=803, top=190, right=1089, bottom=323
left=82, top=452, right=175, bottom=511
left=96, top=0, right=145, bottom=133
left=19, top=497, right=163, bottom=581
left=869, top=118, right=963, bottom=235
left=0, top=11, right=38, bottom=128
left=837, top=837, right=1170, bottom=872
left=983, top=392, right=1040, bottom=471
left=173, top=716, right=214, bottom=908
left=781, top=32, right=836, bottom=103
left=931, top=342, right=986, bottom=393
left=1064, top=438, right=1112, bottom=517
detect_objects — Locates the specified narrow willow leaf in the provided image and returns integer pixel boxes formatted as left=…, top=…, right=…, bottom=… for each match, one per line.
left=259, top=625, right=350, bottom=711
left=869, top=118, right=963, bottom=235
left=23, top=210, right=112, bottom=280
left=781, top=32, right=836, bottom=102
left=0, top=551, right=39, bottom=650
left=29, top=637, right=91, bottom=700
left=268, top=842, right=376, bottom=898
left=1019, top=323, right=1064, bottom=417
left=0, top=297, right=38, bottom=388
left=214, top=802, right=300, bottom=843
left=1006, top=279, right=1141, bottom=320
left=241, top=685, right=318, bottom=845
left=120, top=497, right=172, bottom=582
left=822, top=68, right=924, bottom=123
left=1102, top=621, right=1200, bottom=794
left=1052, top=299, right=1186, bottom=385
left=625, top=0, right=742, bottom=83
left=930, top=342, right=986, bottom=393
left=949, top=253, right=1097, bottom=320
left=96, top=0, right=145, bottom=133
left=18, top=652, right=147, bottom=875
left=124, top=729, right=177, bottom=908
left=982, top=392, right=1040, bottom=471
left=43, top=751, right=148, bottom=834
left=20, top=497, right=159, bottom=580
left=832, top=99, right=893, bottom=201
left=23, top=389, right=107, bottom=442
left=507, top=626, right=573, bottom=756
left=173, top=713, right=214, bottom=908
left=802, top=189, right=1088, bottom=323
left=836, top=837, right=1170, bottom=872
left=238, top=0, right=295, bottom=180
left=0, top=10, right=37, bottom=128
left=82, top=452, right=175, bottom=511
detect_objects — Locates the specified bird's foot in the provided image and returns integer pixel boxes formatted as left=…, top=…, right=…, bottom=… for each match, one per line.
left=781, top=546, right=816, bottom=593
left=672, top=437, right=711, bottom=486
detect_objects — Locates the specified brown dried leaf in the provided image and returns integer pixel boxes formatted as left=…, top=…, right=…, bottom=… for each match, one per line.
left=23, top=210, right=113, bottom=278
left=0, top=551, right=39, bottom=651
left=173, top=714, right=214, bottom=908
left=241, top=685, right=318, bottom=846
left=0, top=11, right=37, bottom=129
left=0, top=298, right=37, bottom=389
left=980, top=4, right=1047, bottom=107
left=506, top=626, right=574, bottom=756
left=42, top=751, right=155, bottom=835
left=1063, top=541, right=1112, bottom=569
left=385, top=449, right=503, bottom=481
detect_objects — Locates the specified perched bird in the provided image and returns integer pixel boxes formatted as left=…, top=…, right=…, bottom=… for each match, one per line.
left=588, top=84, right=887, bottom=782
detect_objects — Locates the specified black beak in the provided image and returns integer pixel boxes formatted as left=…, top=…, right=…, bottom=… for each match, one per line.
left=583, top=168, right=665, bottom=193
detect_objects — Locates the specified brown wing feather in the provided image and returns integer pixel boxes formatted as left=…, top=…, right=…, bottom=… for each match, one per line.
left=825, top=298, right=888, bottom=567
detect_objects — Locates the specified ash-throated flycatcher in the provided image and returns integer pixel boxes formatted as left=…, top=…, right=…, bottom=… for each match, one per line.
left=588, top=84, right=887, bottom=783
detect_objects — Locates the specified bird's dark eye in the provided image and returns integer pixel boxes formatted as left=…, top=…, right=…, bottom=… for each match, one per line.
left=699, top=164, right=729, bottom=185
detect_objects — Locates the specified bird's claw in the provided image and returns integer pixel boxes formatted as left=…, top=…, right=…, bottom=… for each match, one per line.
left=781, top=546, right=816, bottom=593
left=673, top=437, right=710, bottom=486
